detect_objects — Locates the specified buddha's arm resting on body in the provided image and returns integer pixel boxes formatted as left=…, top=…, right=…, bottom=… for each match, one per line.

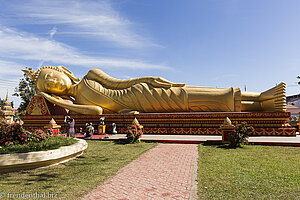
left=39, top=92, right=103, bottom=115
left=86, top=69, right=186, bottom=89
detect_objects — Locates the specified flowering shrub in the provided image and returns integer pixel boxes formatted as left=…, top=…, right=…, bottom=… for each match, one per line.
left=229, top=121, right=254, bottom=148
left=126, top=125, right=143, bottom=143
left=0, top=121, right=27, bottom=147
left=0, top=121, right=53, bottom=147
left=27, top=129, right=53, bottom=143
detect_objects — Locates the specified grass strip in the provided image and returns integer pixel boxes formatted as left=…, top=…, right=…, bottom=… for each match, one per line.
left=0, top=141, right=156, bottom=199
left=198, top=145, right=300, bottom=200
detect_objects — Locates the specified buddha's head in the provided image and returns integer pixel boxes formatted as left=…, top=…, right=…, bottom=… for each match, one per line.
left=22, top=66, right=80, bottom=95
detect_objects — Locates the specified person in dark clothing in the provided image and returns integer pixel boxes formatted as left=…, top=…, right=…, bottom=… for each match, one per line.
left=64, top=116, right=75, bottom=137
left=85, top=122, right=94, bottom=139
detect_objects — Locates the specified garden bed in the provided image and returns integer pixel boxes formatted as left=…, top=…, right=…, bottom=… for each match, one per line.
left=0, top=138, right=87, bottom=173
left=0, top=121, right=85, bottom=173
left=0, top=136, right=77, bottom=154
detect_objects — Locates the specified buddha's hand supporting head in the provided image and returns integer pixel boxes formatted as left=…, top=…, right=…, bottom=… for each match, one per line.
left=22, top=66, right=80, bottom=96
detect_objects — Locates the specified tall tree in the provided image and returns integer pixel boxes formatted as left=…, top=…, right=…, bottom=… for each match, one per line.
left=13, top=68, right=38, bottom=114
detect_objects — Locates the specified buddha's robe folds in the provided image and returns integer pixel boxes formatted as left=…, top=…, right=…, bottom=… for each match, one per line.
left=74, top=76, right=239, bottom=113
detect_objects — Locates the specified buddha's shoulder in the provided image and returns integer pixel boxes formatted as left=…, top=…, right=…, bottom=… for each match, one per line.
left=79, top=76, right=102, bottom=91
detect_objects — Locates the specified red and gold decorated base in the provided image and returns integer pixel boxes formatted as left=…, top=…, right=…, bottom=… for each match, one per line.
left=21, top=95, right=296, bottom=136
left=25, top=95, right=68, bottom=116
left=21, top=112, right=296, bottom=136
left=220, top=125, right=235, bottom=143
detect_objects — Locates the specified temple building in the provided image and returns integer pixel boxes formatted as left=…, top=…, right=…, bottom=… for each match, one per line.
left=1, top=92, right=15, bottom=124
left=287, top=94, right=300, bottom=107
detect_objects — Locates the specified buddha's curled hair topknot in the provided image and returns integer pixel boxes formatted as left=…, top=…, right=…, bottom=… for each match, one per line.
left=22, top=66, right=80, bottom=83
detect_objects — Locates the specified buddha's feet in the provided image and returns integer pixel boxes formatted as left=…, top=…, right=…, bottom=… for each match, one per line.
left=260, top=82, right=286, bottom=112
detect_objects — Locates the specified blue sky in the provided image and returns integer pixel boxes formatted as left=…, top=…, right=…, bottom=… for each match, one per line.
left=0, top=0, right=299, bottom=107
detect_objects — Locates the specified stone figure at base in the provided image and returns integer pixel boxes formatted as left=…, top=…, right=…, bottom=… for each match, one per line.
left=112, top=123, right=118, bottom=134
left=85, top=122, right=94, bottom=138
left=22, top=66, right=286, bottom=115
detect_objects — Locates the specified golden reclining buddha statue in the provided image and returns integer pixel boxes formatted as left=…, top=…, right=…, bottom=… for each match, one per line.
left=23, top=66, right=286, bottom=115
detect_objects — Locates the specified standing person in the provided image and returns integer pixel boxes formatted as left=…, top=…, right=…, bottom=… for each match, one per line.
left=64, top=116, right=75, bottom=137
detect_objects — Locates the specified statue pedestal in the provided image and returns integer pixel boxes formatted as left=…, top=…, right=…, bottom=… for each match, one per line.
left=98, top=125, right=106, bottom=135
left=44, top=118, right=61, bottom=134
left=220, top=125, right=235, bottom=144
left=44, top=124, right=61, bottom=134
left=21, top=112, right=296, bottom=136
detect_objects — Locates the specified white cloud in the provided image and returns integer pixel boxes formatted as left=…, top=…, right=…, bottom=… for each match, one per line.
left=49, top=26, right=57, bottom=39
left=8, top=0, right=158, bottom=48
left=0, top=26, right=170, bottom=70
left=0, top=0, right=168, bottom=108
left=0, top=60, right=23, bottom=107
left=0, top=60, right=23, bottom=76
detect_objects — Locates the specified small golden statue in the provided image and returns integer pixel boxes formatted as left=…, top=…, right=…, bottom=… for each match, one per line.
left=22, top=66, right=286, bottom=115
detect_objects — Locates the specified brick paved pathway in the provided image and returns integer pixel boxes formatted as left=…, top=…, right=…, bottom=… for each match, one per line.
left=82, top=144, right=198, bottom=200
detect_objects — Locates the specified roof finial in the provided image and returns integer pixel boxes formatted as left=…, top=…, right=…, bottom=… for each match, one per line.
left=5, top=89, right=8, bottom=101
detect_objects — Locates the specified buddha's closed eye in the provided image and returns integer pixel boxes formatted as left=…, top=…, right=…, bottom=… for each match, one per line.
left=45, top=72, right=54, bottom=80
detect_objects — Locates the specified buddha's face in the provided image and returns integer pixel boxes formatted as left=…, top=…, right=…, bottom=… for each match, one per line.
left=36, top=69, right=72, bottom=95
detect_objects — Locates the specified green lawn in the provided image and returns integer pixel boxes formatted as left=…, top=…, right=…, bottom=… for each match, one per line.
left=0, top=141, right=156, bottom=200
left=1, top=141, right=298, bottom=200
left=198, top=145, right=300, bottom=200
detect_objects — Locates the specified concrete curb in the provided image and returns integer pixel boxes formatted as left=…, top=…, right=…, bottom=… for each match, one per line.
left=189, top=145, right=199, bottom=200
left=0, top=138, right=88, bottom=173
